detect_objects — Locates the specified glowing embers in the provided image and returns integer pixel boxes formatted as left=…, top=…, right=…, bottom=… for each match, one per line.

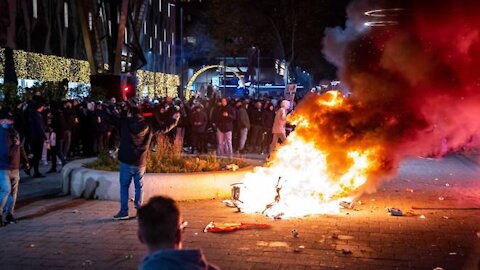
left=364, top=8, right=405, bottom=27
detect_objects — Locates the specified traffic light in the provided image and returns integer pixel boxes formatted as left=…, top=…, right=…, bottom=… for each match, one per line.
left=122, top=83, right=136, bottom=100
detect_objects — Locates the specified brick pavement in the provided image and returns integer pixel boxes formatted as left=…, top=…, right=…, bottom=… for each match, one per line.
left=1, top=156, right=480, bottom=270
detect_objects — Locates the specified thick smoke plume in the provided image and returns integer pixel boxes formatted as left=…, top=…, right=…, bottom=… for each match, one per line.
left=295, top=0, right=480, bottom=191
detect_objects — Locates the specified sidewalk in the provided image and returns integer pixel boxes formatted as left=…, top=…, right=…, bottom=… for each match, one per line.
left=17, top=163, right=64, bottom=202
left=3, top=155, right=480, bottom=269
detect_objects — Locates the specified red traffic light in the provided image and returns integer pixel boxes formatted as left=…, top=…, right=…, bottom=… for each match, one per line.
left=123, top=86, right=130, bottom=92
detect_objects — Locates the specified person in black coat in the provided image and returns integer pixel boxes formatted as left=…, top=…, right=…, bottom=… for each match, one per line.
left=114, top=99, right=152, bottom=220
left=189, top=104, right=208, bottom=154
left=28, top=102, right=47, bottom=178
left=213, top=98, right=236, bottom=156
left=262, top=103, right=275, bottom=154
left=248, top=101, right=264, bottom=153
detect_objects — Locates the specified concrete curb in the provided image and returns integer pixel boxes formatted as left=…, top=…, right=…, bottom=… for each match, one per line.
left=61, top=158, right=260, bottom=201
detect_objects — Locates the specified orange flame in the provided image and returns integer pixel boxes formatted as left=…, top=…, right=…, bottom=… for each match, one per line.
left=236, top=91, right=384, bottom=218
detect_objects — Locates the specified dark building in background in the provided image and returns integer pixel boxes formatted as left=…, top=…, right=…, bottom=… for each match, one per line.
left=0, top=0, right=178, bottom=97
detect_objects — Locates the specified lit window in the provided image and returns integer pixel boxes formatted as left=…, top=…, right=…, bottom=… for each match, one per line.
left=64, top=2, right=68, bottom=28
left=88, top=12, right=93, bottom=30
left=33, top=0, right=38, bottom=19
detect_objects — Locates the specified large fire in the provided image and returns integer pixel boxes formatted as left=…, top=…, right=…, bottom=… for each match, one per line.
left=235, top=91, right=384, bottom=218
left=233, top=0, right=480, bottom=218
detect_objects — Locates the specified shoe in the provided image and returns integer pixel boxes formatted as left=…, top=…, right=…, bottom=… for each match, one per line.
left=23, top=165, right=31, bottom=176
left=5, top=214, right=16, bottom=224
left=0, top=216, right=4, bottom=227
left=33, top=173, right=45, bottom=178
left=113, top=212, right=129, bottom=220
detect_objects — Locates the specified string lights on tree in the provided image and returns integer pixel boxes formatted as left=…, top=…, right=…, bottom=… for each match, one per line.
left=0, top=49, right=179, bottom=99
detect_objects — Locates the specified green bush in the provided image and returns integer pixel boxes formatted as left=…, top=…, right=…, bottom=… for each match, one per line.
left=84, top=137, right=251, bottom=173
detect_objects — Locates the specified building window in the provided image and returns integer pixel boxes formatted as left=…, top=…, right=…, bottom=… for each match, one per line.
left=33, top=0, right=38, bottom=19
left=64, top=2, right=69, bottom=28
left=88, top=12, right=93, bottom=30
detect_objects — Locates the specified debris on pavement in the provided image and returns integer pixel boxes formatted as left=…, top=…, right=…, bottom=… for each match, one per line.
left=442, top=216, right=449, bottom=219
left=341, top=249, right=353, bottom=255
left=357, top=200, right=363, bottom=205
left=388, top=208, right=403, bottom=216
left=222, top=200, right=237, bottom=208
left=28, top=244, right=35, bottom=248
left=203, top=221, right=270, bottom=233
left=419, top=215, right=426, bottom=219
left=124, top=254, right=134, bottom=260
left=294, top=245, right=305, bottom=253
left=438, top=197, right=445, bottom=201
left=339, top=201, right=353, bottom=209
left=433, top=267, right=444, bottom=270
left=445, top=183, right=450, bottom=187
left=82, top=260, right=93, bottom=267
left=476, top=232, right=480, bottom=238
left=405, top=188, right=414, bottom=193
left=71, top=210, right=80, bottom=214
left=434, top=178, right=439, bottom=181
left=292, top=229, right=299, bottom=238
left=449, top=252, right=457, bottom=256
left=332, top=233, right=339, bottom=239
left=226, top=164, right=239, bottom=171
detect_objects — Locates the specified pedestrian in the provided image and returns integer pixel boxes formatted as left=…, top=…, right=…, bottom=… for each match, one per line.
left=262, top=103, right=275, bottom=154
left=0, top=111, right=20, bottom=225
left=114, top=99, right=152, bottom=220
left=28, top=101, right=47, bottom=178
left=269, top=100, right=290, bottom=153
left=235, top=101, right=250, bottom=154
left=62, top=101, right=75, bottom=158
left=46, top=124, right=61, bottom=174
left=137, top=196, right=219, bottom=270
left=93, top=102, right=111, bottom=154
left=248, top=101, right=264, bottom=153
left=213, top=98, right=236, bottom=156
left=189, top=104, right=208, bottom=154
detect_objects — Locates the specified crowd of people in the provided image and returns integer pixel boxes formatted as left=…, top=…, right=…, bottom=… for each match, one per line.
left=0, top=89, right=294, bottom=225
left=5, top=92, right=292, bottom=167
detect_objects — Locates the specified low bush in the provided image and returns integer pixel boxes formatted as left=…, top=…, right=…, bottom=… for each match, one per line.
left=84, top=137, right=250, bottom=173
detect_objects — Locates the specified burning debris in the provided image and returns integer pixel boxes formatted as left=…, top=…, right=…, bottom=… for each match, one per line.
left=388, top=208, right=403, bottom=216
left=203, top=222, right=270, bottom=233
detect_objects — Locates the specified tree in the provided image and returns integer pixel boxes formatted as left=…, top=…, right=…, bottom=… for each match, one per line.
left=204, top=0, right=350, bottom=81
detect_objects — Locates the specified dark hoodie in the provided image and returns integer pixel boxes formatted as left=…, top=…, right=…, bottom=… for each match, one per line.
left=118, top=114, right=152, bottom=167
left=140, top=249, right=219, bottom=270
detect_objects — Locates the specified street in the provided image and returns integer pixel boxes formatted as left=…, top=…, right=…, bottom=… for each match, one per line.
left=0, top=155, right=478, bottom=269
